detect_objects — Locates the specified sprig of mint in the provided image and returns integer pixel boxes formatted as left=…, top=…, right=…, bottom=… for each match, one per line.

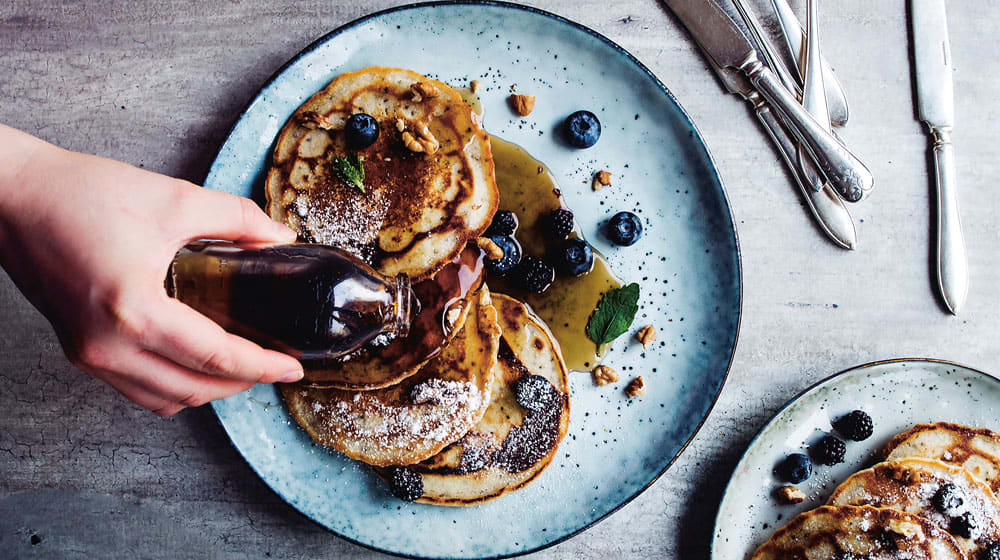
left=585, top=282, right=640, bottom=348
left=330, top=153, right=365, bottom=193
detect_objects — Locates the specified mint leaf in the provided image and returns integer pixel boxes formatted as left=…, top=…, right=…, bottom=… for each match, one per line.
left=585, top=283, right=640, bottom=347
left=330, top=153, right=365, bottom=193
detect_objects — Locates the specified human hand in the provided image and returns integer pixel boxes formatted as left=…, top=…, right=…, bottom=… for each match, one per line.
left=0, top=125, right=303, bottom=416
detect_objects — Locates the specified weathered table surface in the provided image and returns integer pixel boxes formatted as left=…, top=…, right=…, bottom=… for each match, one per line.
left=2, top=1, right=999, bottom=558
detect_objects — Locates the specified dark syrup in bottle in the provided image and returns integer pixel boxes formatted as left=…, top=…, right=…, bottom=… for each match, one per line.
left=166, top=241, right=415, bottom=361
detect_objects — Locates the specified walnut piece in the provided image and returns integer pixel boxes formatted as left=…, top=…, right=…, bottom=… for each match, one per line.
left=470, top=79, right=481, bottom=93
left=298, top=111, right=334, bottom=130
left=887, top=518, right=925, bottom=542
left=509, top=94, right=536, bottom=116
left=593, top=170, right=612, bottom=191
left=401, top=121, right=439, bottom=154
left=625, top=376, right=645, bottom=398
left=475, top=237, right=504, bottom=260
left=776, top=485, right=806, bottom=504
left=593, top=365, right=619, bottom=386
left=411, top=81, right=440, bottom=102
left=636, top=324, right=656, bottom=350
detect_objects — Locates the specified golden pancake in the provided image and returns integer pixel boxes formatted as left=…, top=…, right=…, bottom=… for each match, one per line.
left=376, top=293, right=570, bottom=505
left=752, top=505, right=965, bottom=560
left=280, top=287, right=500, bottom=466
left=266, top=66, right=498, bottom=282
left=886, top=422, right=1000, bottom=493
left=829, top=457, right=1000, bottom=557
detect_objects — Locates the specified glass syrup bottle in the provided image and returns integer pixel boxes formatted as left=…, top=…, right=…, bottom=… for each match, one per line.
left=166, top=241, right=415, bottom=361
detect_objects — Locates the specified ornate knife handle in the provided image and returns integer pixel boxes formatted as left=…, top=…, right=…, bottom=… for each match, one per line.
left=747, top=91, right=856, bottom=249
left=741, top=56, right=873, bottom=202
left=930, top=126, right=968, bottom=313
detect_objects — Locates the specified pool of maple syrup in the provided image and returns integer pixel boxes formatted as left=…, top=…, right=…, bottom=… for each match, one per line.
left=486, top=137, right=622, bottom=372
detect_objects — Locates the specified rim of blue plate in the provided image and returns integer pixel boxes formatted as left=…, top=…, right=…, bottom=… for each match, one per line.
left=206, top=1, right=743, bottom=558
left=709, top=357, right=999, bottom=559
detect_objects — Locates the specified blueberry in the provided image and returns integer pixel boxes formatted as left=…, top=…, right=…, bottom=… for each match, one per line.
left=833, top=410, right=874, bottom=441
left=484, top=235, right=522, bottom=276
left=605, top=211, right=643, bottom=246
left=810, top=435, right=846, bottom=466
left=513, top=374, right=556, bottom=413
left=485, top=210, right=519, bottom=237
left=775, top=453, right=812, bottom=484
left=543, top=208, right=575, bottom=240
left=344, top=113, right=379, bottom=149
left=932, top=483, right=965, bottom=516
left=552, top=238, right=594, bottom=277
left=514, top=256, right=555, bottom=293
left=562, top=110, right=601, bottom=148
left=387, top=466, right=423, bottom=501
left=951, top=511, right=978, bottom=539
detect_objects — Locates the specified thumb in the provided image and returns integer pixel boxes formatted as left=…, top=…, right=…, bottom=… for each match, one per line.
left=180, top=187, right=296, bottom=243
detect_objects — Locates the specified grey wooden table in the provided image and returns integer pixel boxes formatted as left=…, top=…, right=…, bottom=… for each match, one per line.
left=2, top=1, right=998, bottom=558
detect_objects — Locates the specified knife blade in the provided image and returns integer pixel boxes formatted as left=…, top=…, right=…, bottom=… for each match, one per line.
left=700, top=45, right=856, bottom=249
left=664, top=0, right=873, bottom=201
left=910, top=0, right=967, bottom=313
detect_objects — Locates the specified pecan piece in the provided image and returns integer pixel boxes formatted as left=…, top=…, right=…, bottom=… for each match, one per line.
left=411, top=81, right=440, bottom=102
left=593, top=365, right=619, bottom=386
left=776, top=485, right=806, bottom=505
left=636, top=325, right=656, bottom=350
left=509, top=94, right=535, bottom=116
left=625, top=376, right=645, bottom=398
left=475, top=237, right=504, bottom=260
left=298, top=111, right=334, bottom=130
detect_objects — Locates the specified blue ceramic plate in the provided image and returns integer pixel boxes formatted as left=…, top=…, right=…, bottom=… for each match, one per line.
left=206, top=2, right=740, bottom=558
left=712, top=358, right=1000, bottom=559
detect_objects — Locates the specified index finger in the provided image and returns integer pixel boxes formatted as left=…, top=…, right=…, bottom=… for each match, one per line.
left=142, top=297, right=303, bottom=384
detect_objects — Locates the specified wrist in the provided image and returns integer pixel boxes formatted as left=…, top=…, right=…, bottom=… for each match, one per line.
left=0, top=125, right=60, bottom=243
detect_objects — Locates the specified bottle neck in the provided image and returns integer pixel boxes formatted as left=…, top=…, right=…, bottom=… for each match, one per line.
left=388, top=274, right=414, bottom=338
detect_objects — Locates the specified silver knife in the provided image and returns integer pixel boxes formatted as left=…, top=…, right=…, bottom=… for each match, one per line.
left=770, top=0, right=849, bottom=127
left=664, top=0, right=873, bottom=202
left=911, top=0, right=968, bottom=313
left=700, top=44, right=856, bottom=249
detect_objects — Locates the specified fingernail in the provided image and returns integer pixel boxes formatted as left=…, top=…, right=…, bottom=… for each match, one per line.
left=279, top=371, right=303, bottom=383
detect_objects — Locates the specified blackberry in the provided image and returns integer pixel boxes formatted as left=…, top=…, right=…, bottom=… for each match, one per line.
left=951, top=511, right=979, bottom=540
left=514, top=256, right=555, bottom=293
left=387, top=466, right=423, bottom=502
left=810, top=435, right=846, bottom=466
left=512, top=374, right=556, bottom=413
left=833, top=410, right=874, bottom=441
left=932, top=483, right=965, bottom=516
left=981, top=543, right=1000, bottom=560
left=774, top=453, right=812, bottom=484
left=483, top=235, right=522, bottom=276
left=485, top=210, right=518, bottom=237
left=543, top=208, right=575, bottom=240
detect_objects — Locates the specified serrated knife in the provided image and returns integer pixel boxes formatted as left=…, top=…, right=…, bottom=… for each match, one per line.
left=911, top=0, right=967, bottom=314
left=663, top=0, right=873, bottom=202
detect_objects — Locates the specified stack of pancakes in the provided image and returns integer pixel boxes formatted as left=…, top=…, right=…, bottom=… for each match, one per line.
left=264, top=67, right=570, bottom=505
left=754, top=422, right=1000, bottom=559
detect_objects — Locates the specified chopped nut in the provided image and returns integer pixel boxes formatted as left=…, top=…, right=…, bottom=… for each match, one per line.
left=636, top=325, right=656, bottom=350
left=475, top=237, right=504, bottom=260
left=887, top=518, right=924, bottom=541
left=537, top=165, right=544, bottom=174
left=776, top=485, right=806, bottom=504
left=593, top=365, right=619, bottom=386
left=298, top=111, right=334, bottom=130
left=401, top=121, right=439, bottom=154
left=411, top=81, right=440, bottom=102
left=509, top=83, right=517, bottom=92
left=509, top=94, right=535, bottom=116
left=470, top=79, right=481, bottom=93
left=625, top=376, right=645, bottom=398
left=395, top=117, right=407, bottom=132
left=593, top=170, right=612, bottom=191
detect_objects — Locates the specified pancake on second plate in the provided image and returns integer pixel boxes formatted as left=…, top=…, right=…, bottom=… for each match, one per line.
left=886, top=422, right=1000, bottom=493
left=377, top=293, right=570, bottom=505
left=266, top=66, right=498, bottom=282
left=751, top=505, right=965, bottom=560
left=828, top=457, right=1000, bottom=557
left=301, top=245, right=484, bottom=390
left=280, top=287, right=500, bottom=466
